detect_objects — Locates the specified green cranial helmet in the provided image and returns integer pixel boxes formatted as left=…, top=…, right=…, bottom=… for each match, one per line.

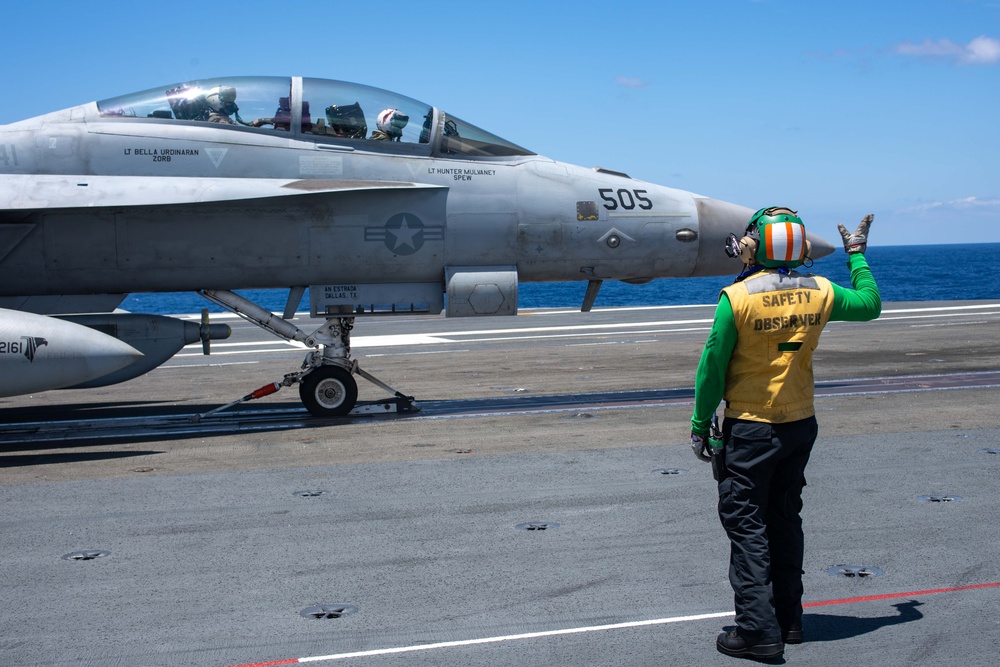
left=745, top=206, right=811, bottom=268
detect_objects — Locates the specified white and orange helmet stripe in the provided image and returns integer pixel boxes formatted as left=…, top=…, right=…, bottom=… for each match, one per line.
left=764, top=222, right=806, bottom=263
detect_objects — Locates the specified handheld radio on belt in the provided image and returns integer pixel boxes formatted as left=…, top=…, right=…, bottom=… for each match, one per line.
left=710, top=414, right=725, bottom=482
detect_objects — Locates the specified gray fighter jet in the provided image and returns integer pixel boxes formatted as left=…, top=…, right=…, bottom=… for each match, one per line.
left=0, top=75, right=834, bottom=416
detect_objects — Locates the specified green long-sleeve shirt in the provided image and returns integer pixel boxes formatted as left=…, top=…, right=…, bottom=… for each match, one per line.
left=690, top=253, right=881, bottom=435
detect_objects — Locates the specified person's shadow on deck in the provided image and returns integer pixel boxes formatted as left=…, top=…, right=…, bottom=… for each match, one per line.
left=803, top=600, right=924, bottom=642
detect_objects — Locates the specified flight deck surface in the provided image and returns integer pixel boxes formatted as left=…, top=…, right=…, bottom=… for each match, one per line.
left=2, top=300, right=1000, bottom=666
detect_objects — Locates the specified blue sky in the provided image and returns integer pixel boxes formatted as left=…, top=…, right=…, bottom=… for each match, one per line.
left=4, top=0, right=998, bottom=246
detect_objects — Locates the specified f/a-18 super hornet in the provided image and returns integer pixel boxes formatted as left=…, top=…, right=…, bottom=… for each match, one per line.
left=0, top=76, right=834, bottom=417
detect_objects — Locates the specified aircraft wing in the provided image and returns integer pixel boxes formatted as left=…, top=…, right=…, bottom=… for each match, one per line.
left=0, top=174, right=443, bottom=211
left=0, top=174, right=452, bottom=301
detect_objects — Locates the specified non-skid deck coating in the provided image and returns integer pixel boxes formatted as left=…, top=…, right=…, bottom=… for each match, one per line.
left=2, top=300, right=1000, bottom=666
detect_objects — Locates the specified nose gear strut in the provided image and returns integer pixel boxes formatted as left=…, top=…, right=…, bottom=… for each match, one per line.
left=192, top=289, right=417, bottom=419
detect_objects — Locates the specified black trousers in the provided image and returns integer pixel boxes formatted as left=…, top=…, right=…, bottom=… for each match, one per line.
left=717, top=416, right=818, bottom=641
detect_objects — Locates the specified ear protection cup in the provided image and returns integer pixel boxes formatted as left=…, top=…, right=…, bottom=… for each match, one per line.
left=739, top=236, right=758, bottom=264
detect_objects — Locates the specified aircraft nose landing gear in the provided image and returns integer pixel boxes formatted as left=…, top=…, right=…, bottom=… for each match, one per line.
left=194, top=290, right=416, bottom=420
left=299, top=364, right=357, bottom=417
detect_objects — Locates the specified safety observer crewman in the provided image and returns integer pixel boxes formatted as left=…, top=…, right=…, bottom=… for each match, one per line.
left=690, top=208, right=881, bottom=660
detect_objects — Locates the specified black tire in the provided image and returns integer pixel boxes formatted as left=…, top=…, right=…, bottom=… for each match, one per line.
left=299, top=366, right=358, bottom=417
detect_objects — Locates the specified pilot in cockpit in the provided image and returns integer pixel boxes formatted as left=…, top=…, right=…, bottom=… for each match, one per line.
left=371, top=108, right=409, bottom=141
left=203, top=85, right=274, bottom=128
left=204, top=86, right=239, bottom=124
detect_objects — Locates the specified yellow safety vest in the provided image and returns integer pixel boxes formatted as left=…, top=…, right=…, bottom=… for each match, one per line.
left=721, top=271, right=835, bottom=423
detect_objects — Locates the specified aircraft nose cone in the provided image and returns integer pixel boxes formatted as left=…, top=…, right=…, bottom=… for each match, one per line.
left=807, top=230, right=836, bottom=260
left=692, top=197, right=755, bottom=277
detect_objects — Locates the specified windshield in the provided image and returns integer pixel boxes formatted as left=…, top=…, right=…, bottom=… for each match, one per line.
left=303, top=78, right=533, bottom=156
left=97, top=76, right=295, bottom=130
left=97, top=76, right=535, bottom=156
left=303, top=78, right=433, bottom=144
left=438, top=113, right=533, bottom=157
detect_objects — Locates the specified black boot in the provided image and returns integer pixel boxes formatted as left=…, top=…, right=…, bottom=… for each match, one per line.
left=716, top=628, right=784, bottom=659
left=781, top=622, right=803, bottom=644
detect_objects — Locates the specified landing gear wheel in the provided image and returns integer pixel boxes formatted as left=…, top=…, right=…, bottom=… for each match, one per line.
left=299, top=366, right=358, bottom=417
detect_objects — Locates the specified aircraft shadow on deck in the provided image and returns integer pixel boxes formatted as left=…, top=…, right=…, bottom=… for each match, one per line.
left=0, top=450, right=162, bottom=468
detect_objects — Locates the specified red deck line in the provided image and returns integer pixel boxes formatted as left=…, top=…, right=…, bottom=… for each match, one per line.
left=803, top=581, right=1000, bottom=608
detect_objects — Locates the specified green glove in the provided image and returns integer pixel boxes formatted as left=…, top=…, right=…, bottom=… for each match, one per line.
left=837, top=214, right=873, bottom=254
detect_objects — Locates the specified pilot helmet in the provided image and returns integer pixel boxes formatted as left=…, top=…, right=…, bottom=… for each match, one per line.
left=728, top=207, right=812, bottom=269
left=376, top=108, right=409, bottom=138
left=205, top=86, right=238, bottom=114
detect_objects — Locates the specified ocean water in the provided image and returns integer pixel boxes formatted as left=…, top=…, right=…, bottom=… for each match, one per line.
left=120, top=243, right=1000, bottom=315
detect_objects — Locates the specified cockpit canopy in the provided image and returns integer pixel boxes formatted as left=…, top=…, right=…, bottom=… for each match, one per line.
left=96, top=76, right=534, bottom=158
